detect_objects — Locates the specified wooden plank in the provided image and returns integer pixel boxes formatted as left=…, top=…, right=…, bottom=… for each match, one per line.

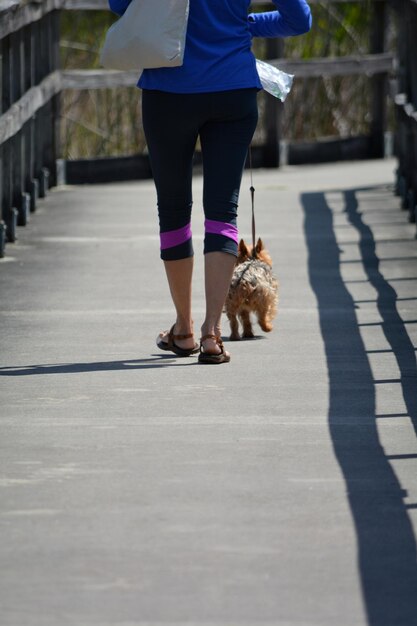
left=64, top=57, right=395, bottom=93
left=0, top=0, right=61, bottom=40
left=2, top=63, right=395, bottom=175
left=65, top=153, right=152, bottom=184
left=60, top=53, right=394, bottom=93
left=269, top=53, right=394, bottom=77
left=0, top=70, right=62, bottom=144
left=288, top=135, right=372, bottom=165
left=62, top=134, right=376, bottom=183
left=62, top=68, right=140, bottom=89
left=57, top=0, right=107, bottom=9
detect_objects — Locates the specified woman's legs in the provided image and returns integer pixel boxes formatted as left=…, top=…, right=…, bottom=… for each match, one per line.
left=161, top=257, right=195, bottom=349
left=199, top=89, right=259, bottom=354
left=201, top=252, right=236, bottom=354
left=142, top=90, right=199, bottom=349
left=142, top=89, right=258, bottom=357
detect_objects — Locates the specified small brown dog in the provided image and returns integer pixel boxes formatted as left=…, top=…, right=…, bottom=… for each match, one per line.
left=225, top=238, right=278, bottom=341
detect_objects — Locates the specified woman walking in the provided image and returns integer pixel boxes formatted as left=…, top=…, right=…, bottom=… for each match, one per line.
left=109, top=0, right=312, bottom=363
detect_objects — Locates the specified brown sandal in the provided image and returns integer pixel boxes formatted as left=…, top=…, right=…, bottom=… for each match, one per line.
left=198, top=334, right=231, bottom=364
left=157, top=324, right=199, bottom=357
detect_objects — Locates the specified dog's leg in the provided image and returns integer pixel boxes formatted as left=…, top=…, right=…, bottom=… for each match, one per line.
left=257, top=304, right=273, bottom=332
left=240, top=310, right=255, bottom=338
left=228, top=313, right=240, bottom=341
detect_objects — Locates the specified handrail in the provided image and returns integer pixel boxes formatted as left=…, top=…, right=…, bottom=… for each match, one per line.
left=0, top=71, right=62, bottom=144
left=0, top=0, right=60, bottom=39
left=60, top=54, right=394, bottom=90
left=0, top=53, right=394, bottom=172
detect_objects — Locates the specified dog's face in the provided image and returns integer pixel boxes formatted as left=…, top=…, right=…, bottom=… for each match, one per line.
left=237, top=238, right=273, bottom=267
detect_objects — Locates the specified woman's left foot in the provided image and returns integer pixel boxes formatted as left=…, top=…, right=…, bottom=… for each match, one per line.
left=157, top=324, right=199, bottom=357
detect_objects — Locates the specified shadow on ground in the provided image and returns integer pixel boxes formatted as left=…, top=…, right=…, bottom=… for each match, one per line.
left=302, top=187, right=417, bottom=626
left=0, top=355, right=197, bottom=375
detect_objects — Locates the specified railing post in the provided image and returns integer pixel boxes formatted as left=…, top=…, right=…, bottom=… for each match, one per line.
left=370, top=0, right=388, bottom=158
left=20, top=24, right=33, bottom=222
left=393, top=0, right=417, bottom=226
left=394, top=0, right=406, bottom=200
left=23, top=20, right=37, bottom=213
left=48, top=10, right=61, bottom=188
left=1, top=36, right=18, bottom=243
left=37, top=15, right=48, bottom=197
left=406, top=1, right=417, bottom=225
left=263, top=38, right=284, bottom=168
left=31, top=18, right=42, bottom=207
left=11, top=28, right=30, bottom=227
left=0, top=37, right=5, bottom=256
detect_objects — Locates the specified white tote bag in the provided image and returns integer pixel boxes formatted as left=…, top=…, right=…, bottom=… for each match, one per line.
left=100, top=0, right=190, bottom=72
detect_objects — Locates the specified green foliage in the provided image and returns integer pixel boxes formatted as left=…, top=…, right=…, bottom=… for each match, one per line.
left=60, top=10, right=144, bottom=158
left=61, top=10, right=115, bottom=69
left=285, top=2, right=371, bottom=58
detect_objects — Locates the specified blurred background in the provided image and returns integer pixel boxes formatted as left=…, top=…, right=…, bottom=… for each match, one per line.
left=59, top=1, right=396, bottom=160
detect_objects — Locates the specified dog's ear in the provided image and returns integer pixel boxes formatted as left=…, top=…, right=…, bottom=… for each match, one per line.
left=255, top=238, right=264, bottom=255
left=238, top=239, right=249, bottom=258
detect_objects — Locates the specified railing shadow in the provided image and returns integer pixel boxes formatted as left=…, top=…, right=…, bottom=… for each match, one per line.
left=302, top=189, right=417, bottom=626
left=343, top=189, right=417, bottom=436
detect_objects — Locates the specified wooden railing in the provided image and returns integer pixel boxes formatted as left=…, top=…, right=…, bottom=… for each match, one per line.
left=62, top=0, right=393, bottom=171
left=0, top=0, right=61, bottom=253
left=0, top=0, right=398, bottom=257
left=392, top=0, right=417, bottom=225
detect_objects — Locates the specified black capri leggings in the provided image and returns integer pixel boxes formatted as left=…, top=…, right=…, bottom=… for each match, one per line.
left=142, top=88, right=259, bottom=261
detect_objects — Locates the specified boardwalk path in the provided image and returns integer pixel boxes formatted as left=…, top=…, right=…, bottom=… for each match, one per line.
left=0, top=159, right=416, bottom=626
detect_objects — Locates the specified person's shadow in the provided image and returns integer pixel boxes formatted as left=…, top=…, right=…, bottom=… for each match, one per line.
left=0, top=354, right=196, bottom=376
left=302, top=187, right=417, bottom=626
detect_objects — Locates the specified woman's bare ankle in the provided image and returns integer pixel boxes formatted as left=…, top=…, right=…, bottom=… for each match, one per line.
left=201, top=318, right=221, bottom=335
left=175, top=317, right=194, bottom=336
left=200, top=323, right=224, bottom=354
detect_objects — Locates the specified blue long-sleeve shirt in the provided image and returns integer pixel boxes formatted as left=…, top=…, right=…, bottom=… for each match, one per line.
left=108, top=0, right=312, bottom=93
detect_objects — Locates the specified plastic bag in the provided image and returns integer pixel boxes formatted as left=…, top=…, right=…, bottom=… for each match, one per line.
left=256, top=59, right=294, bottom=102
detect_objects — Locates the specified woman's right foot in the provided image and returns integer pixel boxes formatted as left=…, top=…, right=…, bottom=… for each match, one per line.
left=201, top=336, right=222, bottom=354
left=198, top=333, right=230, bottom=364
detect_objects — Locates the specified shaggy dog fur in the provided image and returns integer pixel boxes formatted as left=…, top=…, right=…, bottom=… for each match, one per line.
left=225, top=238, right=278, bottom=341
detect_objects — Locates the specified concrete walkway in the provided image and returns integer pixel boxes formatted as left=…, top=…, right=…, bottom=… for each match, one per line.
left=0, top=159, right=416, bottom=626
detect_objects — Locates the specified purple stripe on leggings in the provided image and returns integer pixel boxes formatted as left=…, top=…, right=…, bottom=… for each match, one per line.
left=204, top=219, right=238, bottom=243
left=160, top=223, right=192, bottom=250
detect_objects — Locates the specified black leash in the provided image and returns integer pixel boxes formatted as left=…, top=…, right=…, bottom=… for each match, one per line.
left=249, top=145, right=256, bottom=253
